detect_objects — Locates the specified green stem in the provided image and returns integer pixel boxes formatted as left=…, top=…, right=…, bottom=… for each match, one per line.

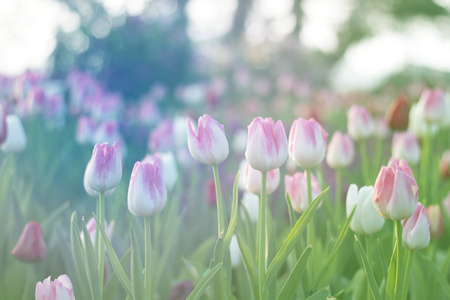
left=394, top=220, right=403, bottom=300
left=375, top=137, right=383, bottom=176
left=401, top=249, right=413, bottom=300
left=365, top=235, right=371, bottom=300
left=359, top=140, right=370, bottom=185
left=98, top=192, right=105, bottom=296
left=144, top=217, right=152, bottom=300
left=421, top=124, right=431, bottom=206
left=306, top=168, right=314, bottom=284
left=258, top=172, right=267, bottom=300
left=212, top=165, right=226, bottom=237
left=335, top=168, right=342, bottom=223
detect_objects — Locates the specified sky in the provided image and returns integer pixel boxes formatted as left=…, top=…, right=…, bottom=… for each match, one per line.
left=1, top=0, right=450, bottom=91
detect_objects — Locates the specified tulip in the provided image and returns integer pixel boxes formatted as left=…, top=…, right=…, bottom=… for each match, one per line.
left=385, top=96, right=409, bottom=130
left=80, top=217, right=114, bottom=246
left=229, top=234, right=241, bottom=267
left=402, top=203, right=430, bottom=250
left=346, top=184, right=385, bottom=235
left=442, top=192, right=450, bottom=216
left=289, top=118, right=328, bottom=168
left=85, top=142, right=122, bottom=193
left=35, top=274, right=75, bottom=300
left=187, top=114, right=229, bottom=165
left=439, top=150, right=450, bottom=178
left=246, top=117, right=288, bottom=172
left=417, top=88, right=446, bottom=123
left=149, top=119, right=174, bottom=152
left=426, top=205, right=444, bottom=240
left=128, top=159, right=167, bottom=217
left=241, top=191, right=259, bottom=222
left=76, top=116, right=97, bottom=145
left=231, top=129, right=248, bottom=155
left=408, top=103, right=439, bottom=138
left=326, top=131, right=354, bottom=169
left=83, top=160, right=115, bottom=198
left=0, top=104, right=6, bottom=144
left=347, top=105, right=375, bottom=140
left=1, top=115, right=27, bottom=152
left=143, top=152, right=178, bottom=190
left=392, top=132, right=421, bottom=165
left=373, top=158, right=419, bottom=220
left=243, top=162, right=280, bottom=195
left=285, top=171, right=321, bottom=213
left=11, top=221, right=47, bottom=263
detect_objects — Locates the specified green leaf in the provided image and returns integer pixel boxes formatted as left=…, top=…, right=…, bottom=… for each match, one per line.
left=186, top=263, right=223, bottom=300
left=314, top=205, right=356, bottom=289
left=417, top=253, right=450, bottom=298
left=235, top=232, right=259, bottom=299
left=386, top=241, right=397, bottom=300
left=376, top=239, right=388, bottom=280
left=103, top=249, right=131, bottom=300
left=285, top=193, right=297, bottom=229
left=81, top=218, right=101, bottom=300
left=130, top=224, right=145, bottom=300
left=305, top=287, right=331, bottom=300
left=264, top=187, right=330, bottom=287
left=94, top=214, right=133, bottom=298
left=277, top=246, right=312, bottom=300
left=266, top=208, right=277, bottom=300
left=354, top=236, right=382, bottom=300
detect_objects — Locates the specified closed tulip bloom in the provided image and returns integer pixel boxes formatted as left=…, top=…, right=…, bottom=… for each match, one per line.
left=229, top=235, right=241, bottom=267
left=426, top=205, right=444, bottom=240
left=241, top=191, right=259, bottom=222
left=289, top=118, right=328, bottom=168
left=408, top=103, right=439, bottom=137
left=392, top=132, right=421, bottom=165
left=346, top=184, right=385, bottom=235
left=402, top=203, right=430, bottom=250
left=245, top=117, right=288, bottom=172
left=373, top=158, right=419, bottom=220
left=326, top=131, right=354, bottom=169
left=1, top=115, right=27, bottom=152
left=85, top=142, right=122, bottom=193
left=243, top=162, right=280, bottom=195
left=128, top=159, right=167, bottom=217
left=0, top=104, right=6, bottom=144
left=83, top=160, right=115, bottom=198
left=442, top=192, right=450, bottom=216
left=80, top=217, right=114, bottom=246
left=11, top=221, right=47, bottom=263
left=439, top=150, right=450, bottom=178
left=417, top=88, right=446, bottom=123
left=347, top=105, right=375, bottom=140
left=143, top=152, right=178, bottom=190
left=35, top=274, right=75, bottom=300
left=285, top=171, right=321, bottom=213
left=385, top=97, right=409, bottom=131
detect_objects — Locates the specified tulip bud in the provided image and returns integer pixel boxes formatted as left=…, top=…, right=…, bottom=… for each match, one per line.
left=143, top=152, right=178, bottom=190
left=426, top=205, right=443, bottom=240
left=392, top=132, right=421, bottom=165
left=0, top=104, right=7, bottom=144
left=246, top=117, right=288, bottom=172
left=347, top=105, right=375, bottom=140
left=385, top=97, right=409, bottom=130
left=241, top=191, right=259, bottom=222
left=230, top=234, right=241, bottom=267
left=346, top=184, right=385, bottom=235
left=128, top=159, right=167, bottom=217
left=80, top=217, right=114, bottom=246
left=326, top=131, right=354, bottom=169
left=35, top=274, right=75, bottom=300
left=85, top=142, right=122, bottom=193
left=83, top=160, right=115, bottom=198
left=1, top=115, right=27, bottom=152
left=408, top=103, right=439, bottom=138
left=288, top=118, right=328, bottom=168
left=11, top=221, right=47, bottom=263
left=402, top=203, right=430, bottom=250
left=417, top=88, right=446, bottom=123
left=285, top=171, right=321, bottom=213
left=243, top=162, right=280, bottom=195
left=439, top=150, right=450, bottom=178
left=373, top=158, right=419, bottom=220
left=187, top=114, right=229, bottom=165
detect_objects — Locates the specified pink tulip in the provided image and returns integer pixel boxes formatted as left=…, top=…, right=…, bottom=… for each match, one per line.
left=35, top=274, right=75, bottom=300
left=246, top=117, right=288, bottom=172
left=373, top=158, right=419, bottom=220
left=347, top=105, right=375, bottom=140
left=148, top=120, right=174, bottom=152
left=128, top=159, right=167, bottom=217
left=187, top=114, right=229, bottom=165
left=417, top=88, right=446, bottom=123
left=285, top=171, right=322, bottom=212
left=392, top=132, right=421, bottom=165
left=11, top=221, right=47, bottom=263
left=402, top=203, right=430, bottom=250
left=326, top=131, right=354, bottom=169
left=85, top=142, right=122, bottom=193
left=289, top=118, right=328, bottom=168
left=243, top=162, right=280, bottom=195
left=0, top=104, right=6, bottom=144
left=426, top=205, right=444, bottom=240
left=80, top=217, right=114, bottom=246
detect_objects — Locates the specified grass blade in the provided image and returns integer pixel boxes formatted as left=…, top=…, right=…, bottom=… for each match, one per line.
left=355, top=236, right=382, bottom=300
left=417, top=253, right=450, bottom=298
left=186, top=263, right=223, bottom=300
left=235, top=232, right=259, bottom=299
left=130, top=224, right=145, bottom=300
left=81, top=218, right=101, bottom=300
